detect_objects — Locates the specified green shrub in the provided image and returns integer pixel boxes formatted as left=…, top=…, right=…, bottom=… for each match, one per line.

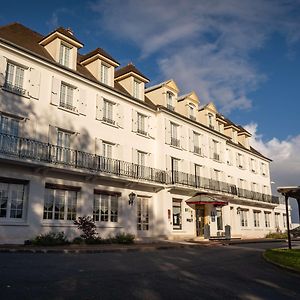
left=72, top=237, right=85, bottom=244
left=29, top=232, right=69, bottom=246
left=74, top=216, right=98, bottom=240
left=114, top=233, right=135, bottom=244
left=265, top=232, right=288, bottom=239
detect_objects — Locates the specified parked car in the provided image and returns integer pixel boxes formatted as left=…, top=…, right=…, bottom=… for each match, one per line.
left=290, top=226, right=300, bottom=238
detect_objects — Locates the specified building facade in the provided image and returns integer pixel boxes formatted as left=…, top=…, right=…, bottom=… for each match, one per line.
left=0, top=23, right=288, bottom=244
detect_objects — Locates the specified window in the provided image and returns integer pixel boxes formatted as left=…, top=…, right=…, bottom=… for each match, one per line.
left=226, top=148, right=232, bottom=165
left=211, top=169, right=221, bottom=190
left=133, top=80, right=140, bottom=98
left=240, top=209, right=248, bottom=227
left=275, top=213, right=280, bottom=228
left=43, top=186, right=77, bottom=221
left=102, top=142, right=113, bottom=159
left=171, top=157, right=180, bottom=183
left=0, top=181, right=27, bottom=219
left=100, top=64, right=109, bottom=85
left=137, top=113, right=147, bottom=135
left=166, top=92, right=174, bottom=111
left=172, top=199, right=182, bottom=230
left=264, top=212, right=271, bottom=227
left=103, top=99, right=115, bottom=124
left=56, top=130, right=72, bottom=163
left=189, top=104, right=196, bottom=120
left=250, top=158, right=256, bottom=173
left=262, top=185, right=269, bottom=195
left=237, top=153, right=244, bottom=168
left=170, top=122, right=180, bottom=147
left=193, top=132, right=201, bottom=155
left=216, top=207, right=223, bottom=230
left=212, top=140, right=220, bottom=161
left=283, top=214, right=287, bottom=228
left=261, top=162, right=267, bottom=176
left=253, top=211, right=260, bottom=227
left=93, top=193, right=118, bottom=222
left=137, top=151, right=146, bottom=167
left=0, top=115, right=20, bottom=154
left=251, top=182, right=257, bottom=192
left=208, top=113, right=214, bottom=129
left=60, top=83, right=75, bottom=111
left=4, top=62, right=26, bottom=95
left=194, top=164, right=203, bottom=187
left=59, top=43, right=71, bottom=67
left=137, top=197, right=149, bottom=230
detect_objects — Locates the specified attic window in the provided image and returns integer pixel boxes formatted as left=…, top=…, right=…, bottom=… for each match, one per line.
left=100, top=63, right=109, bottom=85
left=188, top=104, right=196, bottom=121
left=167, top=92, right=174, bottom=111
left=208, top=113, right=214, bottom=129
left=133, top=80, right=140, bottom=98
left=59, top=43, right=71, bottom=67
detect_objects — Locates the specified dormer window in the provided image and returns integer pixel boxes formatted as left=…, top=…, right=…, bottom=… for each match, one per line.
left=189, top=104, right=196, bottom=120
left=167, top=92, right=174, bottom=111
left=133, top=80, right=140, bottom=98
left=100, top=63, right=109, bottom=85
left=59, top=43, right=71, bottom=67
left=208, top=113, right=214, bottom=129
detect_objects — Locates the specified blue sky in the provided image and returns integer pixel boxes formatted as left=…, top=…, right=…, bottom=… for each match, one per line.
left=1, top=0, right=300, bottom=219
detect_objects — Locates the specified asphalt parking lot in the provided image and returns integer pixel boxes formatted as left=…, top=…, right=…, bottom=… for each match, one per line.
left=0, top=241, right=299, bottom=300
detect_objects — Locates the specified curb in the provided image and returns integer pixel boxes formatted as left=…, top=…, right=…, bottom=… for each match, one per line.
left=262, top=252, right=300, bottom=275
left=0, top=243, right=211, bottom=254
left=224, top=239, right=287, bottom=245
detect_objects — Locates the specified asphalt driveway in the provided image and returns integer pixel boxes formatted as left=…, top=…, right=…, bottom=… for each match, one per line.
left=0, top=241, right=299, bottom=300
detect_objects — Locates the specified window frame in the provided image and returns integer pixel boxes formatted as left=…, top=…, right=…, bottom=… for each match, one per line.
left=100, top=63, right=109, bottom=85
left=137, top=113, right=147, bottom=136
left=93, top=192, right=119, bottom=223
left=4, top=61, right=27, bottom=95
left=59, top=82, right=76, bottom=112
left=102, top=99, right=115, bottom=125
left=59, top=43, right=72, bottom=67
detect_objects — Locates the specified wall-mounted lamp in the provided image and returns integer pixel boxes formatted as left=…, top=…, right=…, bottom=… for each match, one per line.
left=128, top=192, right=136, bottom=206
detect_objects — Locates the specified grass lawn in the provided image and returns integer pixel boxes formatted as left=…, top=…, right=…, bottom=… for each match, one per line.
left=264, top=249, right=300, bottom=272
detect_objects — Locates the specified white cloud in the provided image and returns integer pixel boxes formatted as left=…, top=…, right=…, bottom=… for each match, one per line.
left=245, top=123, right=300, bottom=188
left=90, top=0, right=300, bottom=113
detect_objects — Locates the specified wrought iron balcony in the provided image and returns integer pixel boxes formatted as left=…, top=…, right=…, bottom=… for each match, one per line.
left=167, top=104, right=175, bottom=111
left=0, top=132, right=279, bottom=204
left=59, top=101, right=77, bottom=112
left=171, top=137, right=180, bottom=147
left=0, top=133, right=165, bottom=185
left=102, top=117, right=115, bottom=125
left=3, top=82, right=26, bottom=96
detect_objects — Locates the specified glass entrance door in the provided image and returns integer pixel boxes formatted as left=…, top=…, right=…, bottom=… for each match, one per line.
left=195, top=205, right=205, bottom=236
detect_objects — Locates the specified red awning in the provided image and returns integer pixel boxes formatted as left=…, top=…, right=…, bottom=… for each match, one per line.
left=186, top=193, right=231, bottom=206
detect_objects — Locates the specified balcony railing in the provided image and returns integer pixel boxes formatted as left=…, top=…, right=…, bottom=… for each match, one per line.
left=0, top=133, right=165, bottom=184
left=59, top=102, right=77, bottom=112
left=167, top=104, right=175, bottom=111
left=0, top=132, right=279, bottom=204
left=3, top=82, right=26, bottom=96
left=171, top=137, right=180, bottom=147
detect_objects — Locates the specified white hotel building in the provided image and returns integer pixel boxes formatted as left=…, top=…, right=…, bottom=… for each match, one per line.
left=0, top=23, right=288, bottom=244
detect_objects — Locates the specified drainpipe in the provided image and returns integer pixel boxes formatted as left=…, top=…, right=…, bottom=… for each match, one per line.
left=285, top=194, right=292, bottom=249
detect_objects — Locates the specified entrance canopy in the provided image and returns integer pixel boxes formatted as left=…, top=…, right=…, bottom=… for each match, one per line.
left=277, top=186, right=300, bottom=199
left=186, top=192, right=232, bottom=206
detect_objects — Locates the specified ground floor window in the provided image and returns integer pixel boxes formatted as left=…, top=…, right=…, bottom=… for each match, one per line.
left=216, top=207, right=223, bottom=230
left=275, top=213, right=280, bottom=229
left=137, top=197, right=149, bottom=231
left=0, top=180, right=27, bottom=219
left=172, top=199, right=182, bottom=230
left=283, top=214, right=287, bottom=228
left=43, top=184, right=78, bottom=221
left=93, top=192, right=119, bottom=222
left=264, top=212, right=271, bottom=227
left=240, top=209, right=248, bottom=227
left=253, top=211, right=260, bottom=227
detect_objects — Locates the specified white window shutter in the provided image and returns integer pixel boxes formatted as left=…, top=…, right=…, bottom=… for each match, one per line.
left=24, top=118, right=36, bottom=139
left=202, top=136, right=207, bottom=157
left=132, top=109, right=138, bottom=132
left=117, top=144, right=123, bottom=160
left=95, top=138, right=103, bottom=155
left=78, top=89, right=87, bottom=115
left=48, top=125, right=57, bottom=144
left=165, top=154, right=171, bottom=171
left=219, top=143, right=224, bottom=163
left=96, top=94, right=103, bottom=120
left=28, top=68, right=41, bottom=99
left=165, top=119, right=171, bottom=144
left=209, top=139, right=213, bottom=159
left=132, top=148, right=138, bottom=164
left=181, top=126, right=186, bottom=150
left=51, top=77, right=60, bottom=105
left=0, top=55, right=7, bottom=87
left=148, top=152, right=154, bottom=167
left=189, top=129, right=193, bottom=151
left=116, top=103, right=124, bottom=128
left=148, top=116, right=155, bottom=139
left=190, top=161, right=195, bottom=174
